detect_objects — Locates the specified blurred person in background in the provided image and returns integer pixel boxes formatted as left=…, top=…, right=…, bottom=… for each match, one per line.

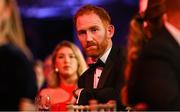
left=0, top=0, right=37, bottom=110
left=42, top=54, right=53, bottom=88
left=43, top=55, right=53, bottom=80
left=33, top=60, right=47, bottom=90
left=123, top=0, right=180, bottom=110
left=39, top=40, right=87, bottom=111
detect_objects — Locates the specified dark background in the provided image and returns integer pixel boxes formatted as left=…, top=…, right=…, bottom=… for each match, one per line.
left=17, top=0, right=139, bottom=60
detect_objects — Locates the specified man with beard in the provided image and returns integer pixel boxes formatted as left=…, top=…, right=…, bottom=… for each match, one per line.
left=73, top=4, right=125, bottom=110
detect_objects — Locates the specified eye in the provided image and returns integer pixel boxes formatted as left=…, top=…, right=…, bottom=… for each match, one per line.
left=92, top=29, right=97, bottom=32
left=78, top=30, right=86, bottom=36
left=57, top=55, right=64, bottom=59
left=91, top=28, right=98, bottom=33
left=69, top=55, right=76, bottom=59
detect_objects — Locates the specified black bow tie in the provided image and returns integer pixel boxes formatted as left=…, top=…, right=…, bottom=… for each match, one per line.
left=89, top=59, right=105, bottom=68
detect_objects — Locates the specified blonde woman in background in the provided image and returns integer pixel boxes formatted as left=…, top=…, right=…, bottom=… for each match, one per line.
left=0, top=0, right=37, bottom=110
left=39, top=40, right=87, bottom=111
left=0, top=0, right=33, bottom=60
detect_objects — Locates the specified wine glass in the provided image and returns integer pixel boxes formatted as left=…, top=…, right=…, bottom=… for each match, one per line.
left=35, top=94, right=51, bottom=111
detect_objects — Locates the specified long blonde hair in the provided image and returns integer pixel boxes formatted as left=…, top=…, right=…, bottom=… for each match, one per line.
left=48, top=40, right=87, bottom=88
left=0, top=0, right=32, bottom=59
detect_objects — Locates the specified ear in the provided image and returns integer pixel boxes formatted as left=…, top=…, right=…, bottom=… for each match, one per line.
left=107, top=25, right=115, bottom=39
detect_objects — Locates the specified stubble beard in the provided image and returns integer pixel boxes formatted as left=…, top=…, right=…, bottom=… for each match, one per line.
left=85, top=38, right=108, bottom=59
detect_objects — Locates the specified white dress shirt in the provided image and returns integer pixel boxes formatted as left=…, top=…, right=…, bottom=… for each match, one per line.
left=93, top=47, right=112, bottom=88
left=76, top=47, right=112, bottom=104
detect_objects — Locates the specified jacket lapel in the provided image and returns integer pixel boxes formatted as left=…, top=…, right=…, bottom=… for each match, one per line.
left=85, top=67, right=95, bottom=88
left=97, top=46, right=117, bottom=88
left=97, top=59, right=113, bottom=88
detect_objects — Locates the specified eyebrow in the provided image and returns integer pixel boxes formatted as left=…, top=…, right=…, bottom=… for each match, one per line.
left=78, top=25, right=99, bottom=32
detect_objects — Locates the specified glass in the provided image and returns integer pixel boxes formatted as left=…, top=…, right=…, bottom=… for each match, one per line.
left=35, top=94, right=51, bottom=111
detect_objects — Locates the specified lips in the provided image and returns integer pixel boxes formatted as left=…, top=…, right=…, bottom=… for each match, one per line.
left=85, top=42, right=97, bottom=53
left=86, top=41, right=96, bottom=47
left=87, top=45, right=96, bottom=49
left=86, top=46, right=97, bottom=52
left=86, top=42, right=97, bottom=49
left=63, top=66, right=71, bottom=69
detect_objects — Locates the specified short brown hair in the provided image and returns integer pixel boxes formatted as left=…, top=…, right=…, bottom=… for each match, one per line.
left=73, top=4, right=111, bottom=27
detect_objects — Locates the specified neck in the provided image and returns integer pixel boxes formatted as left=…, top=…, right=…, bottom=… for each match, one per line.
left=93, top=41, right=112, bottom=60
left=60, top=74, right=77, bottom=86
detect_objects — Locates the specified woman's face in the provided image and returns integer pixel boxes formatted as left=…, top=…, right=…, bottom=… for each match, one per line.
left=55, top=46, right=78, bottom=78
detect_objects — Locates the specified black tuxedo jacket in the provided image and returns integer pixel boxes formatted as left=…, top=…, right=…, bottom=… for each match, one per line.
left=128, top=26, right=180, bottom=110
left=78, top=45, right=125, bottom=110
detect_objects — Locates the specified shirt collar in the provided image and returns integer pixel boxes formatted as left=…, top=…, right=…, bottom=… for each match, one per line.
left=100, top=47, right=112, bottom=63
left=164, top=21, right=180, bottom=46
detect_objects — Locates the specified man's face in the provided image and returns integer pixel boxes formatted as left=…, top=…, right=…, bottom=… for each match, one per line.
left=76, top=13, right=113, bottom=58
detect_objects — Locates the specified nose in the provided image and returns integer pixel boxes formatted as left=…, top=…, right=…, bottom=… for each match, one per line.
left=64, top=56, right=70, bottom=63
left=86, top=31, right=93, bottom=41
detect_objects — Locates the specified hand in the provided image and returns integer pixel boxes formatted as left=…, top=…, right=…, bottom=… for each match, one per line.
left=19, top=98, right=36, bottom=111
left=73, top=88, right=83, bottom=99
left=133, top=103, right=148, bottom=110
